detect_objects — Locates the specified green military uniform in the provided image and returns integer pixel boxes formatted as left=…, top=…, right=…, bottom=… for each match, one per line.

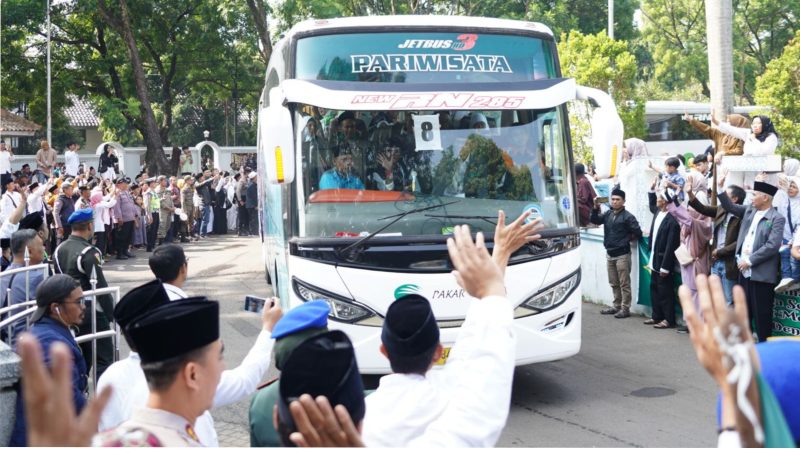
left=249, top=379, right=282, bottom=447
left=54, top=234, right=115, bottom=378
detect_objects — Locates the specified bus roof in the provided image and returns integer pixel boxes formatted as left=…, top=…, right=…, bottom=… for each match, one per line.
left=645, top=100, right=769, bottom=115
left=284, top=15, right=554, bottom=40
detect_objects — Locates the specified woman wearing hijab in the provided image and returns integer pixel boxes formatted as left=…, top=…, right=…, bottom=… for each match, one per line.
left=98, top=144, right=119, bottom=181
left=774, top=176, right=800, bottom=293
left=622, top=138, right=648, bottom=162
left=712, top=113, right=779, bottom=156
left=666, top=173, right=713, bottom=324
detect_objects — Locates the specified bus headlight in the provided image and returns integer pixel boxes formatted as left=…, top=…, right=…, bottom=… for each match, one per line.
left=293, top=278, right=380, bottom=325
left=518, top=269, right=580, bottom=315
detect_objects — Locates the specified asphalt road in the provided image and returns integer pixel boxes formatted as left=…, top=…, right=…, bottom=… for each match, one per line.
left=104, top=235, right=717, bottom=447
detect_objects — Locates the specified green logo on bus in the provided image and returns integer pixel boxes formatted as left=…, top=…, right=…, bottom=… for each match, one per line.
left=394, top=284, right=421, bottom=299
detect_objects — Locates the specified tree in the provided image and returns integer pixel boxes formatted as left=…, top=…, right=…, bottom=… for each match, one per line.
left=755, top=32, right=800, bottom=157
left=97, top=0, right=170, bottom=174
left=558, top=30, right=646, bottom=159
left=640, top=0, right=800, bottom=104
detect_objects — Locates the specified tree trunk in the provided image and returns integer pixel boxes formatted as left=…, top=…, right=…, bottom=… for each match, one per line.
left=705, top=0, right=734, bottom=207
left=98, top=0, right=170, bottom=176
left=245, top=0, right=272, bottom=64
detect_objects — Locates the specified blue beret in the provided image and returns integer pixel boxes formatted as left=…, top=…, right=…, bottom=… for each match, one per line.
left=271, top=300, right=329, bottom=339
left=756, top=340, right=800, bottom=441
left=67, top=208, right=94, bottom=225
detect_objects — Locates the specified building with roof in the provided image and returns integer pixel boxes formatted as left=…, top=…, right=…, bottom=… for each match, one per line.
left=63, top=96, right=103, bottom=154
left=0, top=108, right=42, bottom=153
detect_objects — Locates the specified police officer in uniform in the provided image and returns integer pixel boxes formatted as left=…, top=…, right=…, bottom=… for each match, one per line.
left=53, top=207, right=115, bottom=379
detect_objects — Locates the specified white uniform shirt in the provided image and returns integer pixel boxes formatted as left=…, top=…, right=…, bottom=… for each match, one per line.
left=740, top=209, right=768, bottom=278
left=362, top=295, right=514, bottom=448
left=0, top=191, right=21, bottom=223
left=164, top=283, right=188, bottom=301
left=92, top=194, right=117, bottom=232
left=26, top=185, right=48, bottom=217
left=65, top=150, right=81, bottom=177
left=97, top=332, right=274, bottom=446
left=0, top=150, right=12, bottom=174
left=647, top=209, right=668, bottom=273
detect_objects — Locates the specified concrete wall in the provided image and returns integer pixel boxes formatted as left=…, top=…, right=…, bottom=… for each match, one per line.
left=580, top=228, right=649, bottom=317
left=82, top=128, right=104, bottom=155
left=0, top=341, right=20, bottom=446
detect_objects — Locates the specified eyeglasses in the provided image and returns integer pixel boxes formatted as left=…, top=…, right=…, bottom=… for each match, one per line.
left=60, top=299, right=87, bottom=307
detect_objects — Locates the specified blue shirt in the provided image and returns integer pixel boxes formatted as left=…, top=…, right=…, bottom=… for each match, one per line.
left=8, top=269, right=45, bottom=342
left=10, top=316, right=87, bottom=446
left=319, top=170, right=365, bottom=191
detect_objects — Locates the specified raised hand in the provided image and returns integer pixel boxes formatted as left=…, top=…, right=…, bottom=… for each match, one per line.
left=262, top=297, right=283, bottom=332
left=492, top=210, right=542, bottom=275
left=447, top=225, right=506, bottom=299
left=711, top=109, right=720, bottom=126
left=288, top=394, right=364, bottom=447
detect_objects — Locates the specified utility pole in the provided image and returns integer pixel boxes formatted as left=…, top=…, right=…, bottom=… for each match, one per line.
left=608, top=0, right=614, bottom=40
left=46, top=0, right=52, bottom=145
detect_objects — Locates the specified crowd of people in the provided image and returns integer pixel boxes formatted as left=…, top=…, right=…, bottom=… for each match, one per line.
left=575, top=112, right=793, bottom=343
left=2, top=112, right=799, bottom=448
left=0, top=140, right=261, bottom=271
left=7, top=209, right=549, bottom=448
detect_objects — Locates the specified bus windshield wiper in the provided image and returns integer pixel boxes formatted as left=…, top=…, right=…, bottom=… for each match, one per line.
left=337, top=201, right=459, bottom=260
left=423, top=213, right=498, bottom=225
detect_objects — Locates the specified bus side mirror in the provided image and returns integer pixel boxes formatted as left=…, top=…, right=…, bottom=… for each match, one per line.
left=576, top=85, right=624, bottom=179
left=258, top=90, right=295, bottom=184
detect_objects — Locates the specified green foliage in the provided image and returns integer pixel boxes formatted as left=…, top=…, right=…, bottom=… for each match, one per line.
left=558, top=30, right=647, bottom=161
left=525, top=0, right=639, bottom=42
left=755, top=32, right=800, bottom=157
left=1, top=0, right=263, bottom=169
left=640, top=0, right=800, bottom=104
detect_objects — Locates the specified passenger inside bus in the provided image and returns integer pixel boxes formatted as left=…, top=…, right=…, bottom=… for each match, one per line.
left=366, top=138, right=433, bottom=194
left=318, top=149, right=365, bottom=191
left=301, top=118, right=331, bottom=193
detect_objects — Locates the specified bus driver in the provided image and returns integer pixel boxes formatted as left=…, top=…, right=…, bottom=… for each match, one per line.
left=319, top=149, right=365, bottom=191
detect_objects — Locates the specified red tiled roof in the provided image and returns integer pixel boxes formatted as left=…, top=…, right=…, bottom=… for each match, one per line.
left=0, top=108, right=42, bottom=136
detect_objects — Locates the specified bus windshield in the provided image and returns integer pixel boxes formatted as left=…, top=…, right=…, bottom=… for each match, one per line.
left=295, top=32, right=557, bottom=84
left=296, top=106, right=575, bottom=239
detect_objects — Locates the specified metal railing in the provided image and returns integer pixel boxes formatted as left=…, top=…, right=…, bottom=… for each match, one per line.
left=0, top=262, right=120, bottom=392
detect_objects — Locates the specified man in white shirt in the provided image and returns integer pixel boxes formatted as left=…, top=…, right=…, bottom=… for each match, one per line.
left=148, top=244, right=188, bottom=299
left=98, top=264, right=283, bottom=445
left=282, top=224, right=517, bottom=448
left=64, top=142, right=81, bottom=177
left=719, top=180, right=784, bottom=342
left=0, top=140, right=13, bottom=195
left=1, top=178, right=22, bottom=224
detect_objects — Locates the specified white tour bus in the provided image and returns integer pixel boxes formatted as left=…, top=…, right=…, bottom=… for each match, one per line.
left=257, top=16, right=623, bottom=373
left=645, top=100, right=767, bottom=157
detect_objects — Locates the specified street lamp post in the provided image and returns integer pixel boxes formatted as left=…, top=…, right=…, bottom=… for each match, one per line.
left=46, top=0, right=52, bottom=145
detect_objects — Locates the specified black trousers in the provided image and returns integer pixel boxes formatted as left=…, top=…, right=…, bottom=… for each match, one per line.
left=94, top=231, right=108, bottom=256
left=238, top=205, right=249, bottom=235
left=247, top=207, right=258, bottom=235
left=739, top=275, right=775, bottom=342
left=116, top=220, right=135, bottom=255
left=650, top=271, right=676, bottom=326
left=146, top=212, right=160, bottom=251
left=77, top=307, right=113, bottom=380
